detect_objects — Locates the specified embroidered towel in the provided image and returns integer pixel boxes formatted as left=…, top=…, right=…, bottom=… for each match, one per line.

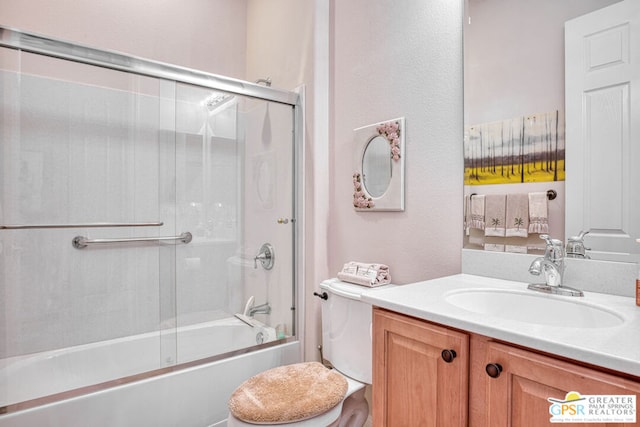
left=505, top=193, right=529, bottom=237
left=528, top=192, right=549, bottom=233
left=484, top=194, right=506, bottom=237
left=469, top=195, right=485, bottom=230
left=337, top=262, right=391, bottom=287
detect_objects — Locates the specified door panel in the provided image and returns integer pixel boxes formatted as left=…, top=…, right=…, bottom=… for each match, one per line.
left=565, top=0, right=640, bottom=261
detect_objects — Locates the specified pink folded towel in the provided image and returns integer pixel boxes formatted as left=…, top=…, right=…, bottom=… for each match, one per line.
left=337, top=262, right=391, bottom=287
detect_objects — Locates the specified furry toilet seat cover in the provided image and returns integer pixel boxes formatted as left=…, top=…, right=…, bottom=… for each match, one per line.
left=228, top=361, right=348, bottom=424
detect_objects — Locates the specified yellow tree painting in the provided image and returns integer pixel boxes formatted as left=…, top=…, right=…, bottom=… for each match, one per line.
left=464, top=110, right=565, bottom=185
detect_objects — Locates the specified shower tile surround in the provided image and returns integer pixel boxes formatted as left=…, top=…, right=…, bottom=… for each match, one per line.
left=0, top=65, right=242, bottom=359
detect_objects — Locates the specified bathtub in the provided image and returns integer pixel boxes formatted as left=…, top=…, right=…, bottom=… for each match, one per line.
left=0, top=316, right=299, bottom=427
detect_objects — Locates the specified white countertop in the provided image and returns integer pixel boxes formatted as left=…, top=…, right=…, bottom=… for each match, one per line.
left=361, top=274, right=640, bottom=377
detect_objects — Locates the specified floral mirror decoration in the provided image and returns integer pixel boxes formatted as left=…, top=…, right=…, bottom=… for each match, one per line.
left=352, top=117, right=405, bottom=211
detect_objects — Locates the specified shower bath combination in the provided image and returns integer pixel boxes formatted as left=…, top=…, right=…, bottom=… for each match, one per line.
left=0, top=26, right=302, bottom=424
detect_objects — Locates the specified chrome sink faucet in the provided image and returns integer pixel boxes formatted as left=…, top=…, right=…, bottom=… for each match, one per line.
left=528, top=235, right=583, bottom=297
left=529, top=235, right=565, bottom=286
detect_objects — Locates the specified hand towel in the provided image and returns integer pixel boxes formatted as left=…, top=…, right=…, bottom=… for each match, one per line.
left=464, top=195, right=470, bottom=235
left=528, top=192, right=549, bottom=233
left=337, top=261, right=391, bottom=287
left=469, top=195, right=485, bottom=230
left=484, top=194, right=506, bottom=237
left=505, top=193, right=529, bottom=237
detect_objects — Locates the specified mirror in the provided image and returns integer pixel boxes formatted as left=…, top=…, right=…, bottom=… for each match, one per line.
left=353, top=118, right=405, bottom=211
left=463, top=0, right=628, bottom=258
left=362, top=136, right=392, bottom=198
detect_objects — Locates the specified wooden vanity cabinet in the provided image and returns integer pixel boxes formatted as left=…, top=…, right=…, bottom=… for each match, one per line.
left=471, top=339, right=640, bottom=427
left=372, top=308, right=469, bottom=427
left=373, top=308, right=640, bottom=427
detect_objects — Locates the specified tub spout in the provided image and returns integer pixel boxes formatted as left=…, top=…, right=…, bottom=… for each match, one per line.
left=242, top=296, right=271, bottom=317
left=248, top=302, right=271, bottom=317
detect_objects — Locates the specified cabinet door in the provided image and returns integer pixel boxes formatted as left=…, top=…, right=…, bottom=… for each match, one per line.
left=372, top=308, right=469, bottom=427
left=480, top=341, right=640, bottom=427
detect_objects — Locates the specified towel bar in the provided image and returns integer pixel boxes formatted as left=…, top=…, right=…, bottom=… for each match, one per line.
left=72, top=232, right=192, bottom=249
left=470, top=190, right=557, bottom=201
left=1, top=222, right=163, bottom=230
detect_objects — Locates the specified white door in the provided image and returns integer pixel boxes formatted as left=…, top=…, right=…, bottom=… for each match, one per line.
left=565, top=0, right=640, bottom=262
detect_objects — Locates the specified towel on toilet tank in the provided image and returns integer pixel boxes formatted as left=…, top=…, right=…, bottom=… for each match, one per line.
left=337, top=261, right=391, bottom=287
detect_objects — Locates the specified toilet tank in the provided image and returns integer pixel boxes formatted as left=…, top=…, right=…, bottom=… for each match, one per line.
left=320, top=279, right=391, bottom=384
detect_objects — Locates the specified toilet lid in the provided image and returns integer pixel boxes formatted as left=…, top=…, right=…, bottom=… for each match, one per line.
left=228, top=362, right=348, bottom=424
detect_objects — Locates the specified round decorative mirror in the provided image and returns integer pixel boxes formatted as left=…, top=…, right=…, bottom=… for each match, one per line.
left=361, top=135, right=391, bottom=198
left=353, top=117, right=404, bottom=211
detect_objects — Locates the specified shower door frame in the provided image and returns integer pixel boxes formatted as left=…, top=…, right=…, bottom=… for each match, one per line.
left=0, top=25, right=304, bottom=410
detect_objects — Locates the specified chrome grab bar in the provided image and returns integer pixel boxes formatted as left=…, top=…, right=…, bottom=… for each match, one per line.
left=72, top=232, right=192, bottom=249
left=1, top=222, right=163, bottom=230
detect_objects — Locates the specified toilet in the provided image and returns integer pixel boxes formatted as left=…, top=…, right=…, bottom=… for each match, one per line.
left=227, top=278, right=390, bottom=427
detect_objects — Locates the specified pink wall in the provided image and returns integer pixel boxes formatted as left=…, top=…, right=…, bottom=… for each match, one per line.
left=0, top=0, right=465, bottom=361
left=0, top=0, right=248, bottom=78
left=329, top=0, right=464, bottom=285
left=464, top=0, right=620, bottom=125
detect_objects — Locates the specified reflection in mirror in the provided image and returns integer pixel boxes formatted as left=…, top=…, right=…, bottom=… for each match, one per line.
left=463, top=0, right=626, bottom=259
left=362, top=135, right=392, bottom=198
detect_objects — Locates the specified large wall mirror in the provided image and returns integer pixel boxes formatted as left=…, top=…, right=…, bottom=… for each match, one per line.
left=463, top=0, right=640, bottom=262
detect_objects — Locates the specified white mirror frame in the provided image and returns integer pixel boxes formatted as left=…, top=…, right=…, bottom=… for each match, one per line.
left=353, top=117, right=405, bottom=211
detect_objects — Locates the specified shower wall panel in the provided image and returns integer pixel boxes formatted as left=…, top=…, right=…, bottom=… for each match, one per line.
left=0, top=69, right=167, bottom=358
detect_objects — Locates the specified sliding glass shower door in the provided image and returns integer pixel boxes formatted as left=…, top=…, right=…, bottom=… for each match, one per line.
left=169, top=83, right=296, bottom=365
left=0, top=37, right=298, bottom=409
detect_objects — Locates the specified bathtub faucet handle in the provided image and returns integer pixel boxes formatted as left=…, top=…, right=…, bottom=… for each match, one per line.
left=254, top=243, right=275, bottom=270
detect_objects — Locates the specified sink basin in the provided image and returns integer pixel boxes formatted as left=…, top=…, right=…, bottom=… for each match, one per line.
left=445, top=289, right=625, bottom=328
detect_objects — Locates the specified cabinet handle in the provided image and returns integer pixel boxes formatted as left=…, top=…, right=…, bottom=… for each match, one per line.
left=441, top=349, right=457, bottom=363
left=485, top=363, right=503, bottom=378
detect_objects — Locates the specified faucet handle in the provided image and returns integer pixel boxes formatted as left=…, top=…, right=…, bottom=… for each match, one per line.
left=539, top=234, right=553, bottom=246
left=566, top=230, right=591, bottom=257
left=254, top=243, right=275, bottom=270
left=540, top=234, right=564, bottom=260
left=539, top=234, right=564, bottom=247
left=539, top=234, right=562, bottom=244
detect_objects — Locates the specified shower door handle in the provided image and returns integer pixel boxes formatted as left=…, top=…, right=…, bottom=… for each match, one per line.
left=72, top=232, right=192, bottom=249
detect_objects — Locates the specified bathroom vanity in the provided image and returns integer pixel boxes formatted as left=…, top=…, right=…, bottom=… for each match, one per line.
left=365, top=274, right=640, bottom=426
